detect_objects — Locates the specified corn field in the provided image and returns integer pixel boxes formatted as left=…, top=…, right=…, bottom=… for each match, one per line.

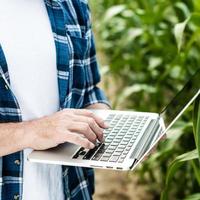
left=89, top=0, right=200, bottom=199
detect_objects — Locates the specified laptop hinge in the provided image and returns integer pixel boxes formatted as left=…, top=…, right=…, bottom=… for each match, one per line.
left=129, top=118, right=160, bottom=160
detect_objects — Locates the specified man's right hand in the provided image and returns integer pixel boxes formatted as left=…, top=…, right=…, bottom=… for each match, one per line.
left=23, top=109, right=109, bottom=150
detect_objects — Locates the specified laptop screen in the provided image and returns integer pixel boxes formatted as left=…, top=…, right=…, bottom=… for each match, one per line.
left=160, top=68, right=200, bottom=129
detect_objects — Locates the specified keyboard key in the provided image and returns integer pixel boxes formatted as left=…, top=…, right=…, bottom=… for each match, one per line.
left=122, top=152, right=129, bottom=156
left=98, top=149, right=106, bottom=154
left=100, top=157, right=110, bottom=162
left=106, top=149, right=114, bottom=154
left=108, top=146, right=117, bottom=150
left=121, top=155, right=127, bottom=159
left=92, top=153, right=103, bottom=161
left=124, top=137, right=131, bottom=141
left=127, top=144, right=133, bottom=147
left=113, top=152, right=121, bottom=156
left=107, top=136, right=115, bottom=140
left=103, top=153, right=112, bottom=157
left=109, top=156, right=119, bottom=162
left=115, top=136, right=123, bottom=139
left=121, top=141, right=128, bottom=145
left=105, top=138, right=113, bottom=143
left=113, top=139, right=121, bottom=143
left=83, top=143, right=101, bottom=160
left=126, top=147, right=131, bottom=151
left=103, top=145, right=110, bottom=150
left=120, top=130, right=128, bottom=133
left=115, top=149, right=123, bottom=153
left=118, top=158, right=125, bottom=163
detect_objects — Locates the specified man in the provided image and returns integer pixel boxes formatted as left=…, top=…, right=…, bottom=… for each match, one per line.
left=0, top=0, right=110, bottom=199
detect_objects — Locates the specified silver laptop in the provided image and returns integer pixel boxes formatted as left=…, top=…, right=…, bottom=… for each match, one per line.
left=28, top=69, right=200, bottom=171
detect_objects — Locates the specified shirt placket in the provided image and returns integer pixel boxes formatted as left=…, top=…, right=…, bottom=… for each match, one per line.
left=44, top=0, right=71, bottom=109
left=0, top=45, right=23, bottom=200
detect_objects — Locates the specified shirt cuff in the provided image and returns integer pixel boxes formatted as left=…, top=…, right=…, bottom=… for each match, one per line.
left=82, top=86, right=111, bottom=109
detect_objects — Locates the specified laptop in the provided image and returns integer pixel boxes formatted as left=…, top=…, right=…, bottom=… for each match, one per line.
left=28, top=69, right=200, bottom=171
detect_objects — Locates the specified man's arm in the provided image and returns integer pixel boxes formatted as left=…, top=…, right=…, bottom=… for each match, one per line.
left=0, top=122, right=27, bottom=157
left=0, top=109, right=109, bottom=157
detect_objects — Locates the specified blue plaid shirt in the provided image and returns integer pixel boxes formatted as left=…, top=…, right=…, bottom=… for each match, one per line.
left=0, top=0, right=109, bottom=199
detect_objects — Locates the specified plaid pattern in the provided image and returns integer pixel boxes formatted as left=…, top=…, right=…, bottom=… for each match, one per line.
left=0, top=0, right=109, bottom=199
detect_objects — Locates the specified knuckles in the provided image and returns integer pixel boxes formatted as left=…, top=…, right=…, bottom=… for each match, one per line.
left=88, top=118, right=95, bottom=126
left=83, top=123, right=91, bottom=132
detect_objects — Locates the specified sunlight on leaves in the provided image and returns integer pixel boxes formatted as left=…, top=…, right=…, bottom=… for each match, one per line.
left=174, top=17, right=190, bottom=52
left=104, top=5, right=126, bottom=21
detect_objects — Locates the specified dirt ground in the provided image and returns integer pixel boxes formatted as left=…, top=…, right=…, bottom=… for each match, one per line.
left=94, top=169, right=153, bottom=200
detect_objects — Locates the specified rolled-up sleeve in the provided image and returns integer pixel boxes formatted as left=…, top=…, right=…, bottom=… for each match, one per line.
left=82, top=4, right=110, bottom=108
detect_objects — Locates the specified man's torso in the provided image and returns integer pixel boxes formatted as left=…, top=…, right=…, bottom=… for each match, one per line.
left=0, top=1, right=64, bottom=200
left=0, top=0, right=101, bottom=199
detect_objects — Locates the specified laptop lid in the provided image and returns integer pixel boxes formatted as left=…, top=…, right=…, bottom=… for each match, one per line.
left=160, top=68, right=200, bottom=132
left=131, top=68, right=200, bottom=170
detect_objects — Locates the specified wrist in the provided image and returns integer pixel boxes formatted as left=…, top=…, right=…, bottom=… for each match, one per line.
left=19, top=120, right=37, bottom=149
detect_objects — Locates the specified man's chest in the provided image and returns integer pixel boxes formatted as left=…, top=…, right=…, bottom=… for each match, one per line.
left=0, top=0, right=59, bottom=120
left=0, top=0, right=56, bottom=72
left=0, top=0, right=92, bottom=112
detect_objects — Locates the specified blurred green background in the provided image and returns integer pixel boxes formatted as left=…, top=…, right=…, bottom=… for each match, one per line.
left=89, top=0, right=200, bottom=200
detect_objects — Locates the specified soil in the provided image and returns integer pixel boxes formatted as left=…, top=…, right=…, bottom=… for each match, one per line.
left=94, top=169, right=153, bottom=200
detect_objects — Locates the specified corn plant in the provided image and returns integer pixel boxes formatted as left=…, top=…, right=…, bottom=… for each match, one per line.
left=89, top=0, right=200, bottom=199
left=161, top=96, right=200, bottom=200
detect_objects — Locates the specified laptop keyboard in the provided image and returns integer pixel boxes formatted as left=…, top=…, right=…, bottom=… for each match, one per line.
left=73, top=114, right=149, bottom=163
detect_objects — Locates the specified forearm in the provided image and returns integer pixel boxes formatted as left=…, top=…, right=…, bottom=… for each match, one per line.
left=0, top=122, right=28, bottom=157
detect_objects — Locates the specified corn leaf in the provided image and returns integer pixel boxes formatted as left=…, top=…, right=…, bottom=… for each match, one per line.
left=193, top=95, right=200, bottom=162
left=191, top=160, right=200, bottom=185
left=174, top=17, right=190, bottom=52
left=104, top=5, right=126, bottom=21
left=161, top=149, right=198, bottom=200
left=174, top=13, right=200, bottom=52
left=184, top=193, right=200, bottom=200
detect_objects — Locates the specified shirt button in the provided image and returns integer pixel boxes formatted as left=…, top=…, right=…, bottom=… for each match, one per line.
left=13, top=194, right=20, bottom=200
left=14, top=159, right=20, bottom=165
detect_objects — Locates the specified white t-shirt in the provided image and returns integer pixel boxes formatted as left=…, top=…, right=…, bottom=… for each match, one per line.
left=0, top=0, right=65, bottom=200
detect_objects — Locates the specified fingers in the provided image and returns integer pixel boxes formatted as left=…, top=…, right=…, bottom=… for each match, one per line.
left=86, top=112, right=109, bottom=129
left=69, top=109, right=109, bottom=129
left=68, top=122, right=98, bottom=143
left=60, top=132, right=95, bottom=149
left=63, top=109, right=109, bottom=143
left=72, top=115, right=105, bottom=142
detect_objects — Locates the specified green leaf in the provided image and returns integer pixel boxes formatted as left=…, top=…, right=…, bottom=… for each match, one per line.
left=184, top=193, right=200, bottom=200
left=190, top=12, right=200, bottom=27
left=161, top=149, right=198, bottom=200
left=191, top=160, right=200, bottom=185
left=175, top=2, right=191, bottom=18
left=193, top=0, right=200, bottom=12
left=174, top=13, right=200, bottom=52
left=174, top=17, right=190, bottom=52
left=193, top=95, right=200, bottom=162
left=116, top=84, right=156, bottom=106
left=104, top=5, right=126, bottom=21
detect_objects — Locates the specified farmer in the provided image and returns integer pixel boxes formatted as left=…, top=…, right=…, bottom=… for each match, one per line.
left=0, top=0, right=110, bottom=199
